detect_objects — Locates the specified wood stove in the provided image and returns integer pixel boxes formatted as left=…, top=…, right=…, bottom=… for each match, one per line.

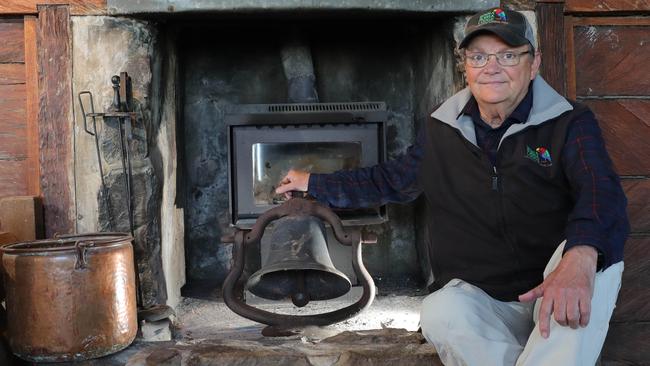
left=226, top=102, right=387, bottom=228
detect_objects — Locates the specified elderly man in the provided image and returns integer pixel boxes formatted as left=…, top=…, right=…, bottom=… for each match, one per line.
left=275, top=8, right=628, bottom=365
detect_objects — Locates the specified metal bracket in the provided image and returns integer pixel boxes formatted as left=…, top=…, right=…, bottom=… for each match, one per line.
left=221, top=197, right=377, bottom=328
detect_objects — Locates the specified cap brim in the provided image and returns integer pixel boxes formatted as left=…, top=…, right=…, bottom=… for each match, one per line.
left=459, top=25, right=530, bottom=49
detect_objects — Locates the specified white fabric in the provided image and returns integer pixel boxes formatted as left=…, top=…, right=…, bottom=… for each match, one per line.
left=420, top=242, right=623, bottom=366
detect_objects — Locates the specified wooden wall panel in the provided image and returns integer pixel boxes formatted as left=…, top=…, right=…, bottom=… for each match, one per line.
left=582, top=99, right=650, bottom=176
left=574, top=25, right=650, bottom=96
left=0, top=84, right=27, bottom=159
left=37, top=5, right=74, bottom=236
left=0, top=161, right=27, bottom=197
left=0, top=19, right=24, bottom=63
left=602, top=322, right=650, bottom=364
left=566, top=0, right=650, bottom=12
left=611, top=237, right=650, bottom=323
left=0, top=1, right=106, bottom=15
left=623, top=179, right=650, bottom=233
left=0, top=63, right=25, bottom=84
left=536, top=1, right=567, bottom=96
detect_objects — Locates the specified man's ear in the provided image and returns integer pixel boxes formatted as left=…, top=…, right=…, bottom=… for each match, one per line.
left=530, top=51, right=542, bottom=80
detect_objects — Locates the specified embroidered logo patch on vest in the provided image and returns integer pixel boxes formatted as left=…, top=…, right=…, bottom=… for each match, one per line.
left=525, top=146, right=552, bottom=167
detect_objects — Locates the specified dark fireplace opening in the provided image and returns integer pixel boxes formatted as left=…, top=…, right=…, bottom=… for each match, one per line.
left=174, top=15, right=460, bottom=298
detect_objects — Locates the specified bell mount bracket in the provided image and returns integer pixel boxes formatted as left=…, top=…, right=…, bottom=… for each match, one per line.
left=221, top=197, right=377, bottom=329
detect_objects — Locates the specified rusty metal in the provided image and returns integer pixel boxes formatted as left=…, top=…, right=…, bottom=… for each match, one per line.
left=222, top=197, right=377, bottom=329
left=246, top=216, right=352, bottom=307
left=0, top=233, right=138, bottom=362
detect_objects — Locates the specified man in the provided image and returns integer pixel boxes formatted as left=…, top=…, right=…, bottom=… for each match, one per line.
left=275, top=8, right=628, bottom=365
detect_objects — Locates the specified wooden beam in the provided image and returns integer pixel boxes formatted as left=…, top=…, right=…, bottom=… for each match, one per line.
left=536, top=1, right=567, bottom=96
left=24, top=15, right=40, bottom=197
left=0, top=1, right=106, bottom=16
left=37, top=5, right=74, bottom=236
left=566, top=0, right=650, bottom=12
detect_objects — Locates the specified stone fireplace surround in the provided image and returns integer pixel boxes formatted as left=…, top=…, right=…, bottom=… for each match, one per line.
left=71, top=0, right=501, bottom=310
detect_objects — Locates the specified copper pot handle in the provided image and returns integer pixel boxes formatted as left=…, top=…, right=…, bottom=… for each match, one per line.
left=74, top=241, right=95, bottom=270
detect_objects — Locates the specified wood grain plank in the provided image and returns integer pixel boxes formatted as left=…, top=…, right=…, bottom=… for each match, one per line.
left=0, top=84, right=27, bottom=160
left=611, top=236, right=650, bottom=323
left=0, top=0, right=106, bottom=15
left=572, top=16, right=650, bottom=26
left=602, top=321, right=650, bottom=364
left=536, top=2, right=567, bottom=96
left=565, top=16, right=578, bottom=100
left=566, top=0, right=650, bottom=12
left=24, top=15, right=39, bottom=197
left=582, top=100, right=650, bottom=176
left=622, top=179, right=650, bottom=234
left=37, top=5, right=74, bottom=236
left=574, top=25, right=650, bottom=97
left=0, top=63, right=25, bottom=85
left=0, top=19, right=24, bottom=63
left=0, top=160, right=27, bottom=197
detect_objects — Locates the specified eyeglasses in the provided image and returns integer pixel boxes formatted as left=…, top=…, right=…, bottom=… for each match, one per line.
left=464, top=51, right=530, bottom=68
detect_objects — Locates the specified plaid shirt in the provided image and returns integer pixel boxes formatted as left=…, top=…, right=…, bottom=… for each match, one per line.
left=308, top=88, right=628, bottom=270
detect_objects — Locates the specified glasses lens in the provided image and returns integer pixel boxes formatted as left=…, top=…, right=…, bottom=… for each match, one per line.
left=497, top=52, right=519, bottom=66
left=465, top=52, right=525, bottom=67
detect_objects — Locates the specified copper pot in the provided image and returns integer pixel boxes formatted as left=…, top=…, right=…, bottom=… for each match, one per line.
left=1, top=233, right=137, bottom=362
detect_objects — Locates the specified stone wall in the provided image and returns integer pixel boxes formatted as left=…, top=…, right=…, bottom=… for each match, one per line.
left=72, top=16, right=182, bottom=307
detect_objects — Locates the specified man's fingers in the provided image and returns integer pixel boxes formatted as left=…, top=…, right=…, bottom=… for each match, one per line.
left=579, top=297, right=591, bottom=327
left=275, top=183, right=292, bottom=194
left=518, top=285, right=543, bottom=303
left=553, top=292, right=568, bottom=327
left=566, top=298, right=580, bottom=329
left=538, top=296, right=553, bottom=339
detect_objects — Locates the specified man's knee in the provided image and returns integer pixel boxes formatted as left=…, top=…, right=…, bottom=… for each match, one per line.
left=420, top=280, right=482, bottom=337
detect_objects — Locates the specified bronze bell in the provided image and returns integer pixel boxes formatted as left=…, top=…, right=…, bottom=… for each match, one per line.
left=246, top=216, right=351, bottom=307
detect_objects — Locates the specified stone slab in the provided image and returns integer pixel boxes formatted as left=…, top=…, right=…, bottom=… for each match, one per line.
left=129, top=328, right=441, bottom=366
left=107, top=0, right=499, bottom=15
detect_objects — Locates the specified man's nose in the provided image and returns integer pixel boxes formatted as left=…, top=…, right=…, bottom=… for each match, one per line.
left=483, top=55, right=501, bottom=73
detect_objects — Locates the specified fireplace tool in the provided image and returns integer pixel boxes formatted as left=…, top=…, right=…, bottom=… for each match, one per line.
left=222, top=196, right=377, bottom=336
left=78, top=73, right=137, bottom=234
left=78, top=73, right=172, bottom=321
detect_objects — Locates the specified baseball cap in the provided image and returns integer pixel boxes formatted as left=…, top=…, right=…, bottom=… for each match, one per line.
left=459, top=8, right=536, bottom=50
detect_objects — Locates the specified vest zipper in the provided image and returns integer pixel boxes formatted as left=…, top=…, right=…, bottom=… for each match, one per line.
left=492, top=163, right=524, bottom=289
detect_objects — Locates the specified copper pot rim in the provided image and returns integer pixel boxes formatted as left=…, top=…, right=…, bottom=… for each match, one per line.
left=1, top=232, right=133, bottom=255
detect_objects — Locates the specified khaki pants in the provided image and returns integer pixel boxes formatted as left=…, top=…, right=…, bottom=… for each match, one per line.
left=420, top=242, right=623, bottom=366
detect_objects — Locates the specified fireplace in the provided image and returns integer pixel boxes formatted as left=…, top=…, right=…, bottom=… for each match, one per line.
left=226, top=102, right=387, bottom=227
left=69, top=1, right=501, bottom=307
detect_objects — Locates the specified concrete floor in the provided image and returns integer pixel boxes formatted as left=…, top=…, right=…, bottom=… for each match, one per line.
left=4, top=287, right=438, bottom=365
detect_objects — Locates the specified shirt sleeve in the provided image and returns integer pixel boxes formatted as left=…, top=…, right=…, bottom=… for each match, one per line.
left=561, top=109, right=629, bottom=269
left=307, top=133, right=425, bottom=209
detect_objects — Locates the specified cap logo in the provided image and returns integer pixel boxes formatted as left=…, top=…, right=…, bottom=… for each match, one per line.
left=525, top=146, right=552, bottom=167
left=478, top=8, right=507, bottom=25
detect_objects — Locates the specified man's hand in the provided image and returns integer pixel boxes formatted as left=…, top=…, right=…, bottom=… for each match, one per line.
left=275, top=169, right=310, bottom=197
left=518, top=245, right=598, bottom=339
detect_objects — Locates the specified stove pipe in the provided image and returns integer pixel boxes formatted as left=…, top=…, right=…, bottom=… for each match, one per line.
left=281, top=32, right=319, bottom=103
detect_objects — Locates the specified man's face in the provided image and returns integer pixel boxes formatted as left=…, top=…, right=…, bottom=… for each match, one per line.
left=464, top=34, right=540, bottom=108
